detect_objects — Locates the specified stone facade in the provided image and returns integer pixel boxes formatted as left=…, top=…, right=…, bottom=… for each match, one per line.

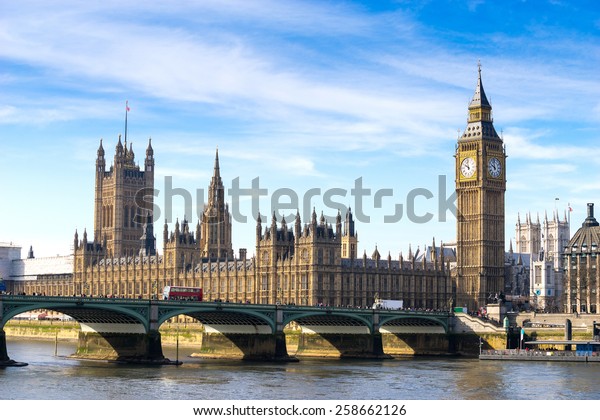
left=563, top=203, right=600, bottom=314
left=93, top=136, right=155, bottom=257
left=57, top=206, right=451, bottom=308
left=504, top=246, right=530, bottom=310
left=515, top=210, right=570, bottom=311
left=8, top=140, right=452, bottom=309
left=198, top=149, right=234, bottom=261
left=454, top=65, right=507, bottom=311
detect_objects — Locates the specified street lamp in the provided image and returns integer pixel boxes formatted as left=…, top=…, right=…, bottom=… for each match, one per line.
left=503, top=315, right=510, bottom=349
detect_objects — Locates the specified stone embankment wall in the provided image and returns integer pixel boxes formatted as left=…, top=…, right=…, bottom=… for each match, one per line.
left=513, top=312, right=598, bottom=330
left=449, top=313, right=509, bottom=354
left=514, top=312, right=598, bottom=343
left=4, top=320, right=80, bottom=341
left=4, top=320, right=205, bottom=346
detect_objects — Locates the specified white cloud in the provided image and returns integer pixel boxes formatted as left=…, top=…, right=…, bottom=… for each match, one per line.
left=2, top=0, right=598, bottom=166
left=0, top=1, right=467, bottom=154
left=2, top=1, right=600, bottom=257
left=503, top=129, right=599, bottom=162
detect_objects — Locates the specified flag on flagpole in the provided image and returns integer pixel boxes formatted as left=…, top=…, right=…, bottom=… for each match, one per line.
left=126, top=100, right=130, bottom=112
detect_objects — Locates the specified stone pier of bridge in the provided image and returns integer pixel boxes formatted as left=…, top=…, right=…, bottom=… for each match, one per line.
left=73, top=302, right=169, bottom=364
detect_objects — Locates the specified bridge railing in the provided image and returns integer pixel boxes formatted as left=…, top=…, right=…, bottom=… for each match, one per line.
left=0, top=294, right=148, bottom=305
left=1, top=294, right=451, bottom=316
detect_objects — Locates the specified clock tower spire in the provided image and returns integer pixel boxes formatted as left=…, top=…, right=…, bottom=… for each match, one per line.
left=455, top=64, right=506, bottom=311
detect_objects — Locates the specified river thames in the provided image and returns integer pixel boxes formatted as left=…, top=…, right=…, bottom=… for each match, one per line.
left=2, top=338, right=600, bottom=400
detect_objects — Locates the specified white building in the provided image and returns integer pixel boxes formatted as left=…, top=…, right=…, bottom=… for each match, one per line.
left=0, top=242, right=73, bottom=293
left=515, top=210, right=570, bottom=311
left=0, top=242, right=22, bottom=287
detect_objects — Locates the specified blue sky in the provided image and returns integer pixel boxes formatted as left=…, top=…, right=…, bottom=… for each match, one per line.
left=1, top=0, right=599, bottom=258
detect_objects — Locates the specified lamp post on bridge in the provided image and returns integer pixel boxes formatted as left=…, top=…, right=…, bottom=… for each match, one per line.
left=503, top=315, right=510, bottom=349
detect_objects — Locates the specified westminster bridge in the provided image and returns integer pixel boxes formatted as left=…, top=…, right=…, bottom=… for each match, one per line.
left=0, top=295, right=465, bottom=366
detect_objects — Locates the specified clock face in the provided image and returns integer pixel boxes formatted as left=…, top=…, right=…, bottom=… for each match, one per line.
left=488, top=157, right=502, bottom=178
left=460, top=157, right=476, bottom=178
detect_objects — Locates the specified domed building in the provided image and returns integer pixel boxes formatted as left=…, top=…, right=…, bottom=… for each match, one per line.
left=563, top=203, right=600, bottom=314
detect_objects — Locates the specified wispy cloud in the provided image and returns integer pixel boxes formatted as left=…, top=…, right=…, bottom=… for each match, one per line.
left=2, top=0, right=598, bottom=157
left=503, top=129, right=600, bottom=161
left=0, top=3, right=470, bottom=143
left=2, top=1, right=600, bottom=256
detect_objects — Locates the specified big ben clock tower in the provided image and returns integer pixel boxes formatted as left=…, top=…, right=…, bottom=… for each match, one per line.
left=455, top=64, right=506, bottom=311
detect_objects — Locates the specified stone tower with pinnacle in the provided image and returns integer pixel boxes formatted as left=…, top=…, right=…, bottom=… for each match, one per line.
left=93, top=136, right=154, bottom=257
left=199, top=148, right=234, bottom=261
left=455, top=64, right=507, bottom=311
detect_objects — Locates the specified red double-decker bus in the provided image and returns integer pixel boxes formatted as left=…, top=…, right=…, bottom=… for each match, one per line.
left=162, top=286, right=203, bottom=301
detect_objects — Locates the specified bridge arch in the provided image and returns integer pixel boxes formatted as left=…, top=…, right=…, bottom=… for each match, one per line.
left=156, top=304, right=277, bottom=333
left=0, top=296, right=170, bottom=364
left=282, top=310, right=374, bottom=333
left=1, top=297, right=150, bottom=331
left=280, top=309, right=378, bottom=358
left=154, top=302, right=287, bottom=361
left=379, top=313, right=449, bottom=334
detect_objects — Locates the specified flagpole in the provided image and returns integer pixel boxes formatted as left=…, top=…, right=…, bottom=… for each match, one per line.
left=124, top=100, right=129, bottom=144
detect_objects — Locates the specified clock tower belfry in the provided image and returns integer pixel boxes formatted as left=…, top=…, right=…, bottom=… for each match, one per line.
left=455, top=64, right=506, bottom=311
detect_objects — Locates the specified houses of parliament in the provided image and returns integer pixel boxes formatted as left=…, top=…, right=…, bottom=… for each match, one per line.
left=5, top=68, right=508, bottom=312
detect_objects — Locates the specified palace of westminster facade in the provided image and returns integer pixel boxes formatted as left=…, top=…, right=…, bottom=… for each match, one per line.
left=6, top=68, right=514, bottom=312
